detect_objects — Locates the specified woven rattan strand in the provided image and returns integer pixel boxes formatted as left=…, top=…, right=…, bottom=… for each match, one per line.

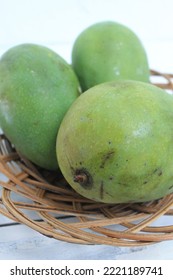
left=1, top=70, right=173, bottom=246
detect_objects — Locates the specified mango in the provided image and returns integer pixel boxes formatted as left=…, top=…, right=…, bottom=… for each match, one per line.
left=0, top=44, right=81, bottom=170
left=72, top=21, right=150, bottom=91
left=57, top=80, right=173, bottom=203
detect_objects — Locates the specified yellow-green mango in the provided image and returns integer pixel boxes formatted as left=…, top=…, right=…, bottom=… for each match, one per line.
left=0, top=44, right=81, bottom=170
left=72, top=21, right=150, bottom=91
left=57, top=80, right=173, bottom=203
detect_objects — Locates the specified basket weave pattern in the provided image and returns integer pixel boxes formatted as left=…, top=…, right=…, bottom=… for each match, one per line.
left=1, top=70, right=173, bottom=246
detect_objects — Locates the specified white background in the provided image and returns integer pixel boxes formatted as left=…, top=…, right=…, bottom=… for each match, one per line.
left=0, top=0, right=173, bottom=71
left=0, top=0, right=173, bottom=260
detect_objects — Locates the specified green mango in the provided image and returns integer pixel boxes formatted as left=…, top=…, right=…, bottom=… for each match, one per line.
left=57, top=80, right=173, bottom=203
left=72, top=21, right=150, bottom=91
left=0, top=44, right=81, bottom=170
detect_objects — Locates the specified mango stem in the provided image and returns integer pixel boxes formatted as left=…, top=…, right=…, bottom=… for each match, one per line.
left=73, top=173, right=88, bottom=184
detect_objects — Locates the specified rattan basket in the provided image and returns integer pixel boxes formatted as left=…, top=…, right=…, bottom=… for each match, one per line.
left=1, top=70, right=173, bottom=247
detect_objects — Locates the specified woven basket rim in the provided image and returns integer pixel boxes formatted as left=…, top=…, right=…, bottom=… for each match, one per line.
left=1, top=70, right=173, bottom=247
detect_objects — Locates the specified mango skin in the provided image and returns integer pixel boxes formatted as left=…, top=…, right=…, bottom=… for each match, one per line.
left=72, top=21, right=150, bottom=91
left=0, top=44, right=81, bottom=170
left=57, top=80, right=173, bottom=203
